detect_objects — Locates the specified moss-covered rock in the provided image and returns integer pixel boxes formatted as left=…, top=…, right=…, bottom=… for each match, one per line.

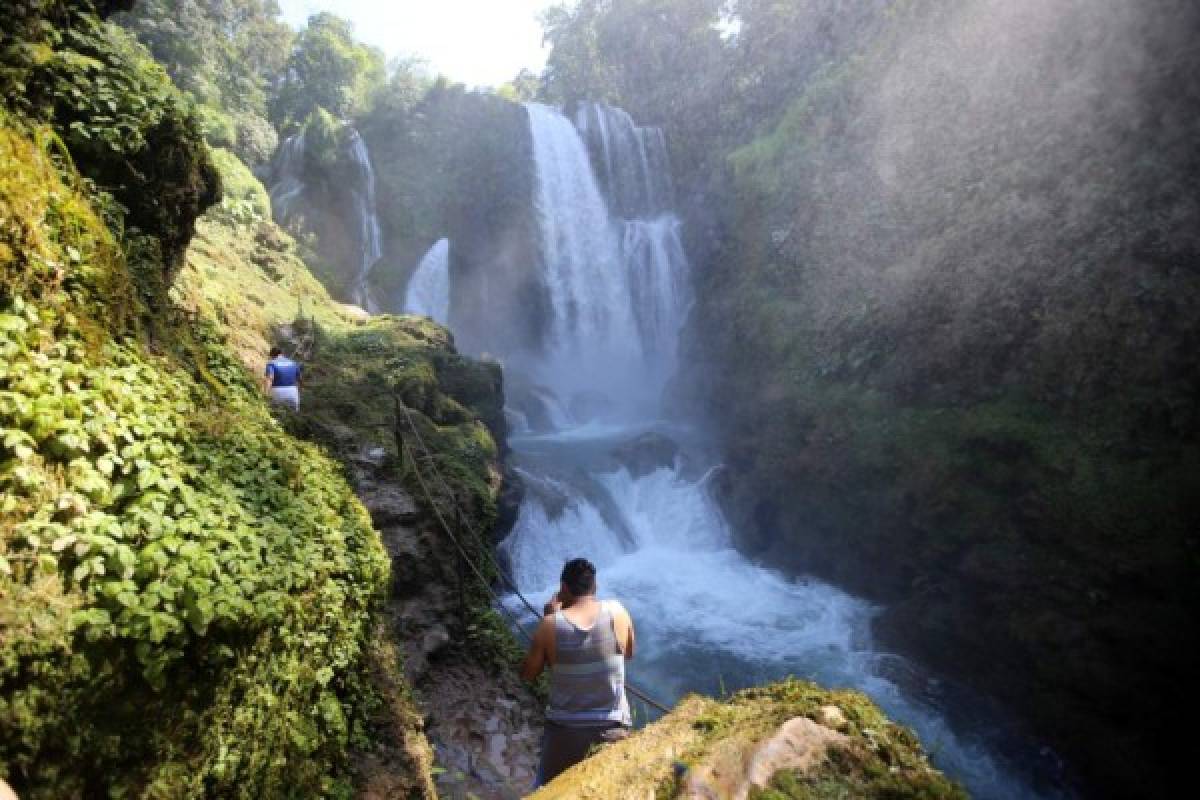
left=207, top=147, right=270, bottom=225
left=1, top=3, right=219, bottom=287
left=530, top=680, right=964, bottom=800
left=294, top=315, right=507, bottom=549
left=0, top=104, right=391, bottom=797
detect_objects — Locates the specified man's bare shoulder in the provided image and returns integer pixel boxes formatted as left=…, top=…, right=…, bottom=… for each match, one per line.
left=606, top=599, right=633, bottom=621
left=537, top=612, right=558, bottom=633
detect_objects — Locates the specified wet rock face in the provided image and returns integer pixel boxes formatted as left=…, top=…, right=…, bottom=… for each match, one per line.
left=609, top=432, right=680, bottom=478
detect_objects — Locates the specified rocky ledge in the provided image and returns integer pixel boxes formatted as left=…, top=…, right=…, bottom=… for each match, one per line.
left=530, top=680, right=964, bottom=800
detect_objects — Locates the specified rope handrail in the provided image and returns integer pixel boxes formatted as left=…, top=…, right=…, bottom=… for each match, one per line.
left=394, top=399, right=672, bottom=716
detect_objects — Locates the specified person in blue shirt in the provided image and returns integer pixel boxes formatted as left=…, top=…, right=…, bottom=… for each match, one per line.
left=264, top=347, right=302, bottom=411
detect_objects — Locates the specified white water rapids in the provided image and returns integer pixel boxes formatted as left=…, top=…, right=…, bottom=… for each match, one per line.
left=492, top=103, right=1068, bottom=800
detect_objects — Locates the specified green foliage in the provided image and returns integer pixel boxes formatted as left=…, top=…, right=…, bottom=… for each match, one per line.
left=208, top=147, right=270, bottom=225
left=1, top=93, right=387, bottom=800
left=115, top=0, right=291, bottom=165
left=496, top=68, right=541, bottom=103
left=1, top=4, right=220, bottom=283
left=270, top=12, right=386, bottom=132
left=540, top=0, right=726, bottom=117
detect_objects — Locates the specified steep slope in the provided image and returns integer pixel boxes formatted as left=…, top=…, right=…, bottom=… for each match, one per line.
left=0, top=4, right=404, bottom=796
left=0, top=79, right=389, bottom=800
left=166, top=58, right=542, bottom=800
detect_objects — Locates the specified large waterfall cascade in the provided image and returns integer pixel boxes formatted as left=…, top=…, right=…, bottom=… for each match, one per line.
left=402, top=238, right=451, bottom=324
left=521, top=102, right=692, bottom=417
left=495, top=102, right=1065, bottom=800
left=266, top=125, right=383, bottom=313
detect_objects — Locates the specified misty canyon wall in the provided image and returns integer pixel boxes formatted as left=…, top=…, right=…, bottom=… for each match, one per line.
left=679, top=0, right=1200, bottom=796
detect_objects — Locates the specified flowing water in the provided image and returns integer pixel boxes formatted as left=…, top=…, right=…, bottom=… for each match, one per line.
left=268, top=125, right=383, bottom=313
left=343, top=129, right=383, bottom=313
left=403, top=238, right=450, bottom=324
left=268, top=130, right=307, bottom=222
left=492, top=102, right=1070, bottom=800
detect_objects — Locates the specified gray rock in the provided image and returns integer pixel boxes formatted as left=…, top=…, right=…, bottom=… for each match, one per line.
left=610, top=432, right=680, bottom=478
left=366, top=486, right=420, bottom=526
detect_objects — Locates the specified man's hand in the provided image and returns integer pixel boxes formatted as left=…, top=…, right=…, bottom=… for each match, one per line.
left=543, top=592, right=562, bottom=616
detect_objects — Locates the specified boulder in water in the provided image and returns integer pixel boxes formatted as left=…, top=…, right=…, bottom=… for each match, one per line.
left=610, top=432, right=679, bottom=478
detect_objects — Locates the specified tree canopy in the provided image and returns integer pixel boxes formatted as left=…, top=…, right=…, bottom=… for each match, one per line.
left=269, top=12, right=386, bottom=132
left=116, top=0, right=292, bottom=163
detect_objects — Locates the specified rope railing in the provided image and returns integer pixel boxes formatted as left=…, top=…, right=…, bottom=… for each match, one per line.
left=394, top=398, right=672, bottom=716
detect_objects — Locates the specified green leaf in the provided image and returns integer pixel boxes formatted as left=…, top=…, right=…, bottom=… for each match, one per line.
left=51, top=534, right=77, bottom=552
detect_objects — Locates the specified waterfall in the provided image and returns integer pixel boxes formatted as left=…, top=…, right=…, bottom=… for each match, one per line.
left=268, top=130, right=307, bottom=223
left=344, top=129, right=382, bottom=313
left=523, top=102, right=690, bottom=417
left=525, top=102, right=637, bottom=400
left=497, top=101, right=1059, bottom=800
left=265, top=126, right=383, bottom=313
left=575, top=101, right=675, bottom=219
left=403, top=238, right=450, bottom=324
left=620, top=216, right=691, bottom=379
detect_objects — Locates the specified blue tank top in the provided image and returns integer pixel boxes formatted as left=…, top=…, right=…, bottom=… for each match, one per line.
left=265, top=357, right=301, bottom=388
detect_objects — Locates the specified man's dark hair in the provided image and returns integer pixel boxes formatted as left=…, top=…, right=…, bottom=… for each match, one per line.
left=561, top=558, right=597, bottom=596
left=269, top=347, right=282, bottom=358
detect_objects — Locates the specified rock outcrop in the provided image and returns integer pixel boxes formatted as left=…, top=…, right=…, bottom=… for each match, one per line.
left=530, top=680, right=964, bottom=800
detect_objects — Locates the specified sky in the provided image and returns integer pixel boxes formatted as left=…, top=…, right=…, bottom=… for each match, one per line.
left=276, top=0, right=556, bottom=88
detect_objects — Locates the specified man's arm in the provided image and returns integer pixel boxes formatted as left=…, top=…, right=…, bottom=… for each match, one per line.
left=263, top=363, right=274, bottom=392
left=623, top=608, right=636, bottom=660
left=612, top=601, right=636, bottom=660
left=520, top=615, right=555, bottom=681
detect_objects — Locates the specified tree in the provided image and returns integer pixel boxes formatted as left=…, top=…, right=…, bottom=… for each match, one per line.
left=269, top=12, right=385, bottom=131
left=115, top=0, right=292, bottom=164
left=497, top=68, right=542, bottom=103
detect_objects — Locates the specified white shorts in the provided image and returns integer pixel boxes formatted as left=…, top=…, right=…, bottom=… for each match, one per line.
left=269, top=386, right=300, bottom=411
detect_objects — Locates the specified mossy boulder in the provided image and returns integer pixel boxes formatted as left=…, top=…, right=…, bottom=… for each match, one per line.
left=294, top=315, right=506, bottom=533
left=208, top=147, right=270, bottom=225
left=1, top=6, right=219, bottom=289
left=530, top=680, right=964, bottom=800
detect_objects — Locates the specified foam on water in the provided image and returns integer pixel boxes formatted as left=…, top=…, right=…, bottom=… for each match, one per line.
left=503, top=445, right=1065, bottom=800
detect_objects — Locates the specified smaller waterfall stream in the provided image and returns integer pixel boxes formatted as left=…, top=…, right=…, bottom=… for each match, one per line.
left=268, top=131, right=307, bottom=221
left=344, top=129, right=383, bottom=313
left=403, top=238, right=450, bottom=324
left=266, top=125, right=383, bottom=313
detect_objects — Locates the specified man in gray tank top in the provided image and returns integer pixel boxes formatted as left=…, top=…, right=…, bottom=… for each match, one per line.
left=521, top=558, right=636, bottom=786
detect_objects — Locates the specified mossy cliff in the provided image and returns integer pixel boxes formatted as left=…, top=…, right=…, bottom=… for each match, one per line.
left=531, top=680, right=963, bottom=800
left=358, top=85, right=544, bottom=356
left=0, top=4, right=400, bottom=796
left=679, top=1, right=1200, bottom=794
